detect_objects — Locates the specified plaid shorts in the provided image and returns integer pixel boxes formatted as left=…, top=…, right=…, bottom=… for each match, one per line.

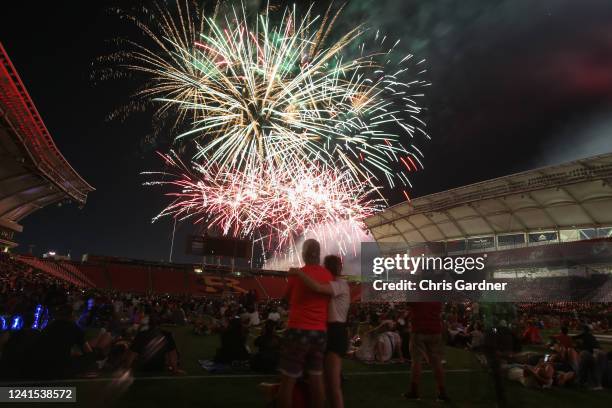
left=279, top=328, right=327, bottom=378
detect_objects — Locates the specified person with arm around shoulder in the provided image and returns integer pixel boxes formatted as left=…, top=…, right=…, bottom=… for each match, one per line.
left=289, top=255, right=350, bottom=408
left=278, top=239, right=332, bottom=408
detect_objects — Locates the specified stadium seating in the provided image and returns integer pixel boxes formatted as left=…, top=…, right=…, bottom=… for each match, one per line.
left=59, top=262, right=95, bottom=287
left=151, top=267, right=187, bottom=294
left=16, top=256, right=88, bottom=287
left=252, top=276, right=288, bottom=298
left=8, top=253, right=611, bottom=303
left=78, top=264, right=110, bottom=289
left=105, top=264, right=150, bottom=293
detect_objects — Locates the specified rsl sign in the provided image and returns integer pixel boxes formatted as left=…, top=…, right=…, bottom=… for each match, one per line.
left=193, top=275, right=249, bottom=294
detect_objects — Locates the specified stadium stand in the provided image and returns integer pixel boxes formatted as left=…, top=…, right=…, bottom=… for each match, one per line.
left=363, top=153, right=612, bottom=304
left=3, top=253, right=370, bottom=304
left=105, top=264, right=150, bottom=293
left=15, top=256, right=88, bottom=287
left=76, top=263, right=110, bottom=289
left=365, top=152, right=612, bottom=246
left=591, top=277, right=612, bottom=302
left=0, top=42, right=93, bottom=250
left=150, top=266, right=188, bottom=294
left=58, top=261, right=95, bottom=287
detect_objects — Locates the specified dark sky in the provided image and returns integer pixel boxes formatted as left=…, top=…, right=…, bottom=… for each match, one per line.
left=2, top=0, right=612, bottom=262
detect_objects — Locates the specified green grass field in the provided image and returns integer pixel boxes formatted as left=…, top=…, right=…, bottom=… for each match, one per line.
left=5, top=326, right=611, bottom=408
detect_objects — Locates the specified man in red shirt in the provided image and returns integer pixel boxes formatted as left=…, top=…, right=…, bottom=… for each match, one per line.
left=278, top=239, right=332, bottom=408
left=553, top=326, right=574, bottom=349
left=405, top=302, right=449, bottom=402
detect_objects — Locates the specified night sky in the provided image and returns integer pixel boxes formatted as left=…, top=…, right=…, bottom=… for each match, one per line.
left=2, top=0, right=612, bottom=262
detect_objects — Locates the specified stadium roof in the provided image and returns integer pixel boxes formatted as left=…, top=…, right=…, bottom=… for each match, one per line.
left=0, top=42, right=93, bottom=241
left=365, top=152, right=612, bottom=244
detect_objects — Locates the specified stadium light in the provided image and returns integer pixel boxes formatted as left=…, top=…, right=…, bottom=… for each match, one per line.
left=194, top=267, right=203, bottom=274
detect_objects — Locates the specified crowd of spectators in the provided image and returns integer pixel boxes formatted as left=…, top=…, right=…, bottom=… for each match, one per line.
left=0, top=253, right=287, bottom=380
left=345, top=300, right=612, bottom=399
left=1, top=252, right=611, bottom=404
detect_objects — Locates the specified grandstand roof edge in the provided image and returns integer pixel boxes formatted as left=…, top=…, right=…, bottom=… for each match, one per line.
left=0, top=41, right=94, bottom=205
left=366, top=151, right=612, bottom=230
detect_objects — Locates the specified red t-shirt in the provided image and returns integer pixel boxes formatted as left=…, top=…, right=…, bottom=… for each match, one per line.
left=554, top=333, right=574, bottom=348
left=409, top=302, right=443, bottom=334
left=287, top=264, right=333, bottom=331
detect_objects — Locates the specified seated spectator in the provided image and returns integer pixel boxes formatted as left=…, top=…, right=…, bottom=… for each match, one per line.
left=548, top=343, right=579, bottom=373
left=105, top=339, right=131, bottom=372
left=171, top=304, right=187, bottom=325
left=250, top=320, right=281, bottom=372
left=0, top=314, right=40, bottom=379
left=573, top=325, right=607, bottom=389
left=124, top=314, right=184, bottom=374
left=353, top=315, right=380, bottom=362
left=34, top=304, right=110, bottom=379
left=447, top=318, right=470, bottom=348
left=375, top=329, right=403, bottom=363
left=522, top=321, right=543, bottom=344
left=193, top=314, right=218, bottom=335
left=552, top=326, right=574, bottom=349
left=267, top=307, right=281, bottom=324
left=214, top=317, right=250, bottom=364
left=506, top=358, right=574, bottom=388
left=247, top=305, right=261, bottom=327
left=354, top=332, right=376, bottom=362
left=355, top=320, right=404, bottom=363
left=130, top=305, right=145, bottom=332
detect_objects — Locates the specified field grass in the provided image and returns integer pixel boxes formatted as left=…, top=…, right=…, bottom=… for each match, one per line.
left=4, top=326, right=611, bottom=408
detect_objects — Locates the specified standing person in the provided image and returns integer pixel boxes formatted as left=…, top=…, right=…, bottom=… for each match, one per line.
left=289, top=255, right=350, bottom=408
left=404, top=302, right=450, bottom=402
left=278, top=239, right=333, bottom=408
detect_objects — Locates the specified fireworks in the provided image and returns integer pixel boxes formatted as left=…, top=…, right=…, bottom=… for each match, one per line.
left=113, top=2, right=429, bottom=253
left=120, top=1, right=428, bottom=189
left=145, top=150, right=383, bottom=252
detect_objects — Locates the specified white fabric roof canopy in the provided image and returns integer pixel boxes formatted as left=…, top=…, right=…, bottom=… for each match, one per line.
left=365, top=152, right=612, bottom=244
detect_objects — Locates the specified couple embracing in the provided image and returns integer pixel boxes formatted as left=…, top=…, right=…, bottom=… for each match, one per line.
left=277, top=239, right=350, bottom=408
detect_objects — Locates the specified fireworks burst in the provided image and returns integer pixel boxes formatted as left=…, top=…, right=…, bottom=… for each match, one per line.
left=119, top=1, right=429, bottom=189
left=111, top=1, right=430, bottom=253
left=144, top=150, right=383, bottom=252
